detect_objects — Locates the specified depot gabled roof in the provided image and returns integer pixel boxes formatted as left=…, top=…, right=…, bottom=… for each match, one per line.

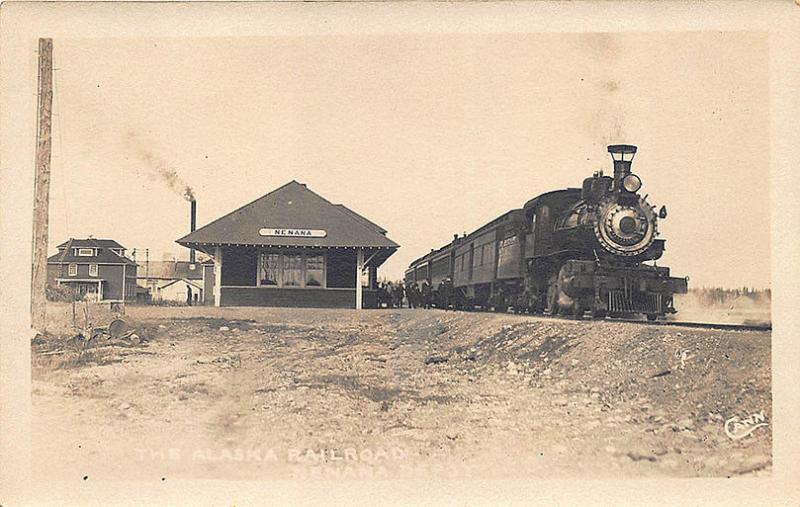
left=176, top=181, right=399, bottom=250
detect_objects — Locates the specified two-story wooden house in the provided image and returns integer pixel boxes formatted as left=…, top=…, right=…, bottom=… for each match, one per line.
left=46, top=238, right=138, bottom=301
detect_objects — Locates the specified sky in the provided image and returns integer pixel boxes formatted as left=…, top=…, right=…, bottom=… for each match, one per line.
left=46, top=31, right=770, bottom=289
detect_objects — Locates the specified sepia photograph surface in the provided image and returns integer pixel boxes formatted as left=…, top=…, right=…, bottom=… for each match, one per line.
left=1, top=2, right=798, bottom=505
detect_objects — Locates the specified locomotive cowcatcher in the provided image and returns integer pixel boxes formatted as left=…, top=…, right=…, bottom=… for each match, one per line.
left=405, top=144, right=688, bottom=320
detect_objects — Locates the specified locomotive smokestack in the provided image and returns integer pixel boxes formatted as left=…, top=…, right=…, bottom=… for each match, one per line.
left=189, top=199, right=197, bottom=264
left=607, top=144, right=637, bottom=191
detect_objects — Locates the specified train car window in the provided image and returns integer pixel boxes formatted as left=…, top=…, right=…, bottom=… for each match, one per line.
left=472, top=247, right=481, bottom=268
left=497, top=236, right=519, bottom=269
left=432, top=258, right=450, bottom=278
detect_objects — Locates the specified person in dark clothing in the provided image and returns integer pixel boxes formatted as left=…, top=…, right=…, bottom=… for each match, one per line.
left=421, top=281, right=432, bottom=309
left=186, top=286, right=193, bottom=306
left=393, top=282, right=405, bottom=309
left=385, top=282, right=394, bottom=308
left=438, top=277, right=454, bottom=311
left=378, top=282, right=389, bottom=308
left=408, top=284, right=418, bottom=308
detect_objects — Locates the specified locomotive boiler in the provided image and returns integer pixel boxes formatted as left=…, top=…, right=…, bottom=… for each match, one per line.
left=405, top=144, right=688, bottom=320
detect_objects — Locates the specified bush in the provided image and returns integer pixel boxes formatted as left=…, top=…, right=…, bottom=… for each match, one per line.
left=46, top=285, right=80, bottom=302
left=144, top=299, right=191, bottom=307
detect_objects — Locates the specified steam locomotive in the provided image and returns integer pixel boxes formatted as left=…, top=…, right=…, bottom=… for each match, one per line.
left=404, top=144, right=688, bottom=320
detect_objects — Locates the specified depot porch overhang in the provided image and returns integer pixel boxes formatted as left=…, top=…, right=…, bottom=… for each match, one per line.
left=175, top=181, right=399, bottom=308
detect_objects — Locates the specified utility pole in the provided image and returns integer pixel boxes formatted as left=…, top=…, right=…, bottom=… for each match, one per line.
left=30, top=38, right=53, bottom=331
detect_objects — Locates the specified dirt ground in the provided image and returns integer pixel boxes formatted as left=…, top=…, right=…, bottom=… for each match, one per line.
left=31, top=304, right=772, bottom=482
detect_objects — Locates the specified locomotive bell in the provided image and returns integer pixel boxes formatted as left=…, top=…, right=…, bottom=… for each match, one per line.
left=608, top=144, right=637, bottom=192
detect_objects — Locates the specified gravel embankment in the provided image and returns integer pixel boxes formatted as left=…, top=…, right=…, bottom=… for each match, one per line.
left=32, top=307, right=771, bottom=481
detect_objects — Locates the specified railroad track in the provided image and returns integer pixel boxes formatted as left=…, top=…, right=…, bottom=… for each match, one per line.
left=536, top=314, right=772, bottom=332
left=614, top=318, right=771, bottom=332
left=540, top=312, right=771, bottom=332
left=400, top=307, right=772, bottom=332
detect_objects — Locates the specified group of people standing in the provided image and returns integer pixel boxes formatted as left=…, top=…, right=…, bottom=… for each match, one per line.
left=376, top=280, right=406, bottom=308
left=376, top=277, right=457, bottom=310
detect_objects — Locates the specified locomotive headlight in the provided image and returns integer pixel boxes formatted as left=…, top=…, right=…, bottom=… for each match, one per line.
left=622, top=173, right=642, bottom=193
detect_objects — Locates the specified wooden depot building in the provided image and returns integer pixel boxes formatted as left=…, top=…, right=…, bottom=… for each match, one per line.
left=176, top=181, right=398, bottom=309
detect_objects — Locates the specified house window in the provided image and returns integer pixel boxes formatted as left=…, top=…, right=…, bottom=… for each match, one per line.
left=68, top=263, right=77, bottom=276
left=77, top=248, right=95, bottom=257
left=257, top=251, right=326, bottom=288
left=89, top=264, right=98, bottom=277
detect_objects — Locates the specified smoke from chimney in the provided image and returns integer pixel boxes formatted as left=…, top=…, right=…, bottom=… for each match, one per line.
left=124, top=129, right=195, bottom=202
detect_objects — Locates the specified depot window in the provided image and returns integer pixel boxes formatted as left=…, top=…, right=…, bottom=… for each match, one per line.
left=68, top=263, right=77, bottom=276
left=257, top=251, right=326, bottom=288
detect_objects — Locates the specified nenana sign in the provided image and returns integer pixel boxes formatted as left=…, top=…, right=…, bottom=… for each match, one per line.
left=259, top=228, right=327, bottom=238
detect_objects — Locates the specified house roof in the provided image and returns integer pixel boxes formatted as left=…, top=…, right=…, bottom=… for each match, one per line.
left=48, top=238, right=137, bottom=265
left=158, top=278, right=203, bottom=291
left=56, top=238, right=126, bottom=250
left=176, top=181, right=399, bottom=251
left=137, top=260, right=204, bottom=280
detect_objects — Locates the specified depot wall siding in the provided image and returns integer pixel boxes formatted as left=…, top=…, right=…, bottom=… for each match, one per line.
left=217, top=246, right=360, bottom=289
left=219, top=287, right=377, bottom=308
left=203, top=264, right=215, bottom=304
left=326, top=249, right=357, bottom=289
left=220, top=247, right=258, bottom=286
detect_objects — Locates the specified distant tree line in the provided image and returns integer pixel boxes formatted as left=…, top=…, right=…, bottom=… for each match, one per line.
left=688, top=287, right=771, bottom=307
